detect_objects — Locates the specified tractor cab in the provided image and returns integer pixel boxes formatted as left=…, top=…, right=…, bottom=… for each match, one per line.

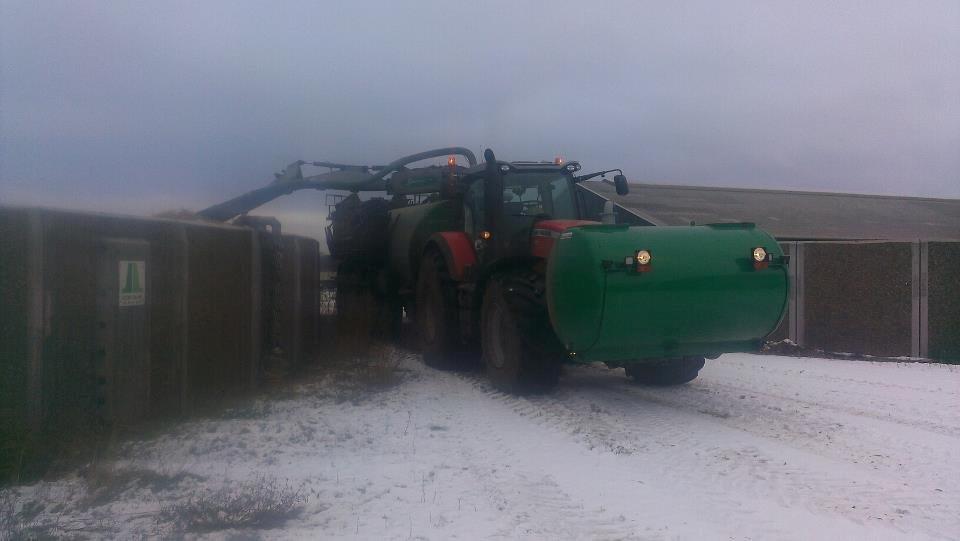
left=462, top=161, right=581, bottom=258
left=455, top=155, right=628, bottom=267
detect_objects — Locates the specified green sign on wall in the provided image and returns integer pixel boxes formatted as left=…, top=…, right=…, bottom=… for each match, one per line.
left=118, top=260, right=146, bottom=306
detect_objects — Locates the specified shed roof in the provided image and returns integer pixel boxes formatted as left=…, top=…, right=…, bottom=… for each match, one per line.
left=585, top=182, right=960, bottom=241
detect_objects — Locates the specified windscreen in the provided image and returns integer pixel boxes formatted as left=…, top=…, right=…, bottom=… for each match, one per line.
left=501, top=173, right=578, bottom=220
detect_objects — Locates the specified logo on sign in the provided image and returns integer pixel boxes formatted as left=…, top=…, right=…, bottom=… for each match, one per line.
left=119, top=260, right=146, bottom=306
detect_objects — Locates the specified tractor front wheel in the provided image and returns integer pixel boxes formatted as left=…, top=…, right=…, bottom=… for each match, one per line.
left=481, top=277, right=560, bottom=393
left=625, top=357, right=705, bottom=386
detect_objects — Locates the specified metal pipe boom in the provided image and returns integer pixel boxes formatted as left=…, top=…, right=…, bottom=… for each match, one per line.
left=197, top=147, right=477, bottom=222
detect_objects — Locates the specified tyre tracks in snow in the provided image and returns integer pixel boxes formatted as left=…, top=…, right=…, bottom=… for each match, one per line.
left=399, top=359, right=646, bottom=540
left=432, top=354, right=959, bottom=539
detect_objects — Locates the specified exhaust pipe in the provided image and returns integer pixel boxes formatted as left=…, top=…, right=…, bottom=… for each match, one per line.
left=483, top=149, right=504, bottom=258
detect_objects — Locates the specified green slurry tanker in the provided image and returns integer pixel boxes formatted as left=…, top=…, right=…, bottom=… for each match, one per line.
left=200, top=147, right=789, bottom=391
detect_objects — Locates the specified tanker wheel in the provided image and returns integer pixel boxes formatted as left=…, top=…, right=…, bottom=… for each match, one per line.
left=416, top=250, right=466, bottom=369
left=481, top=277, right=560, bottom=394
left=626, top=357, right=705, bottom=386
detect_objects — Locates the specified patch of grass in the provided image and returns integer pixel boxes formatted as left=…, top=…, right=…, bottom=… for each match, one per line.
left=160, top=476, right=307, bottom=533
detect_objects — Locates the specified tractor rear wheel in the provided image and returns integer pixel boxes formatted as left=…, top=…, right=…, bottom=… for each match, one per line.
left=415, top=250, right=465, bottom=369
left=481, top=276, right=560, bottom=393
left=626, top=357, right=705, bottom=386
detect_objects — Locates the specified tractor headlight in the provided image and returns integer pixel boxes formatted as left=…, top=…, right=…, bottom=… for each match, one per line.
left=752, top=247, right=767, bottom=262
left=635, top=250, right=652, bottom=265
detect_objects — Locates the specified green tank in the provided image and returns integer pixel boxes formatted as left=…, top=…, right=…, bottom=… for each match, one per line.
left=387, top=200, right=459, bottom=285
left=546, top=223, right=788, bottom=363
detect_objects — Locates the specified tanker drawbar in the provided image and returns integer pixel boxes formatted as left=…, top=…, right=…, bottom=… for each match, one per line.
left=546, top=223, right=789, bottom=363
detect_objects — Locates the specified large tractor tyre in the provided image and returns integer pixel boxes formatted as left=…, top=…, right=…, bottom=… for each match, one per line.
left=415, top=251, right=465, bottom=369
left=481, top=277, right=561, bottom=394
left=626, top=357, right=705, bottom=386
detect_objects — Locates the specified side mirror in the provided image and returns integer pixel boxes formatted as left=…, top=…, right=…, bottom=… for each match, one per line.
left=614, top=174, right=629, bottom=196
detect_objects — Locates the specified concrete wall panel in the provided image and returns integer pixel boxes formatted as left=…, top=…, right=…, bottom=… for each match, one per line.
left=803, top=242, right=914, bottom=356
left=182, top=224, right=256, bottom=402
left=0, top=208, right=32, bottom=478
left=297, top=237, right=320, bottom=360
left=927, top=242, right=960, bottom=362
left=276, top=236, right=321, bottom=369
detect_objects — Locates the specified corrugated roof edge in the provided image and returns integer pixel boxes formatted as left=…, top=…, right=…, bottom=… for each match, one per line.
left=617, top=182, right=960, bottom=204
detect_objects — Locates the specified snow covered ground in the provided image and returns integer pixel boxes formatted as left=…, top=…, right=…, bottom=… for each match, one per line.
left=3, top=351, right=959, bottom=540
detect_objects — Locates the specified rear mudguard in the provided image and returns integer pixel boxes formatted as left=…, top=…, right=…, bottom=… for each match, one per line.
left=546, top=223, right=788, bottom=363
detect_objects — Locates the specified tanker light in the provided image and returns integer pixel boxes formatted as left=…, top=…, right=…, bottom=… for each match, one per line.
left=633, top=249, right=653, bottom=273
left=554, top=156, right=564, bottom=165
left=752, top=246, right=770, bottom=270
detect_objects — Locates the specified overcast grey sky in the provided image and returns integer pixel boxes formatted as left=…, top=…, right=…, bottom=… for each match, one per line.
left=2, top=0, right=958, bottom=220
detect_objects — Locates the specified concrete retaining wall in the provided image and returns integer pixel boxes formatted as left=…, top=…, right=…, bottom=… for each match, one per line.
left=0, top=206, right=323, bottom=480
